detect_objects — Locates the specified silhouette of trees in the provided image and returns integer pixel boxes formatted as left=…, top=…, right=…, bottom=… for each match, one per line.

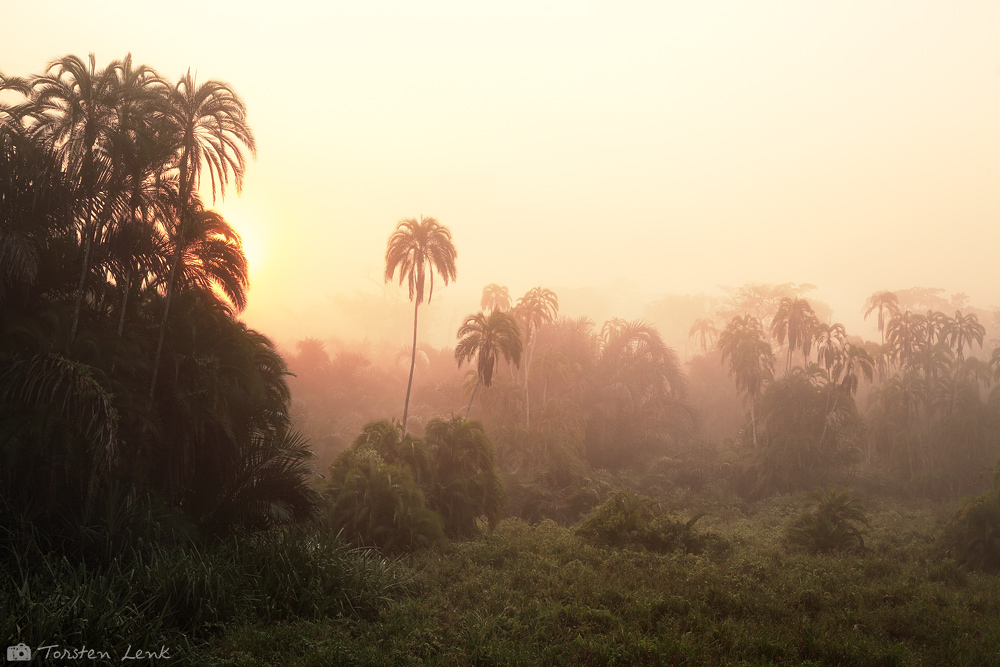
left=0, top=54, right=314, bottom=542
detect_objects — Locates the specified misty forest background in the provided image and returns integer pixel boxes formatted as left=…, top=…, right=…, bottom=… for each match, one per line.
left=3, top=55, right=1000, bottom=664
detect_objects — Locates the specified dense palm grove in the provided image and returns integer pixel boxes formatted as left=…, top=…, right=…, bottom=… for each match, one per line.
left=0, top=54, right=316, bottom=542
left=5, top=54, right=1000, bottom=661
left=296, top=279, right=1000, bottom=532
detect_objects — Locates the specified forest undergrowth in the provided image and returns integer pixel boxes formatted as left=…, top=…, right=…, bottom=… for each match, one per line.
left=200, top=493, right=1000, bottom=667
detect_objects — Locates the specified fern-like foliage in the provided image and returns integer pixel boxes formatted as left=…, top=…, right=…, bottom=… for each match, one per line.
left=325, top=446, right=445, bottom=553
left=786, top=486, right=870, bottom=553
left=577, top=489, right=708, bottom=554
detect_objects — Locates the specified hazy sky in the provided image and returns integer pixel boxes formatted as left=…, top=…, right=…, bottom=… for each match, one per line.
left=4, top=2, right=1000, bottom=349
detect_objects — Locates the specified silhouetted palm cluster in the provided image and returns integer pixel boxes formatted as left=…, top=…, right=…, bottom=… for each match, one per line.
left=462, top=287, right=697, bottom=475
left=0, top=55, right=316, bottom=541
left=705, top=289, right=1000, bottom=495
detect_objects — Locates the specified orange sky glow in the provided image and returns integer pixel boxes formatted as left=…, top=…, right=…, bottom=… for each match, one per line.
left=4, top=1, right=999, bottom=353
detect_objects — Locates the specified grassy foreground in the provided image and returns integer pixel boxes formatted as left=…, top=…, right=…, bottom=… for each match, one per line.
left=201, top=497, right=1000, bottom=666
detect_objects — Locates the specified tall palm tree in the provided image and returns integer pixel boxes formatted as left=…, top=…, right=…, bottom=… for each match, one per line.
left=771, top=297, right=817, bottom=372
left=384, top=216, right=458, bottom=432
left=688, top=318, right=718, bottom=356
left=718, top=315, right=774, bottom=447
left=514, top=286, right=558, bottom=428
left=150, top=70, right=256, bottom=397
left=945, top=311, right=986, bottom=363
left=480, top=283, right=512, bottom=313
left=102, top=56, right=171, bottom=336
left=814, top=322, right=847, bottom=373
left=25, top=54, right=122, bottom=343
left=588, top=319, right=695, bottom=466
left=864, top=291, right=899, bottom=346
left=831, top=343, right=875, bottom=397
left=921, top=310, right=949, bottom=349
left=455, top=310, right=522, bottom=418
left=885, top=311, right=925, bottom=371
left=819, top=342, right=875, bottom=450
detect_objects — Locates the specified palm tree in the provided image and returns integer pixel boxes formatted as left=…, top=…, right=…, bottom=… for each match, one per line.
left=864, top=291, right=900, bottom=346
left=921, top=310, right=949, bottom=349
left=25, top=54, right=123, bottom=343
left=832, top=343, right=875, bottom=396
left=945, top=311, right=986, bottom=363
left=102, top=56, right=171, bottom=336
left=150, top=70, right=256, bottom=396
left=814, top=322, right=847, bottom=373
left=455, top=310, right=522, bottom=418
left=718, top=315, right=774, bottom=447
left=885, top=311, right=925, bottom=371
left=514, top=286, right=558, bottom=428
left=480, top=283, right=512, bottom=313
left=819, top=342, right=875, bottom=451
left=588, top=319, right=695, bottom=466
left=688, top=318, right=718, bottom=356
left=771, top=297, right=817, bottom=372
left=384, top=216, right=458, bottom=432
left=161, top=203, right=249, bottom=313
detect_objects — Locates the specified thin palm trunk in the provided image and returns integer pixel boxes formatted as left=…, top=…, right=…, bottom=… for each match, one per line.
left=70, top=218, right=94, bottom=343
left=465, top=376, right=481, bottom=418
left=402, top=299, right=419, bottom=432
left=70, top=151, right=96, bottom=343
left=818, top=387, right=840, bottom=452
left=149, top=238, right=184, bottom=397
left=524, top=330, right=537, bottom=428
left=150, top=153, right=190, bottom=397
left=117, top=267, right=132, bottom=337
left=117, top=192, right=142, bottom=337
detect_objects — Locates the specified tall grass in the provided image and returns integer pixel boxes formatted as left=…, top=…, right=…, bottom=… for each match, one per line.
left=0, top=530, right=403, bottom=657
left=202, top=498, right=1000, bottom=666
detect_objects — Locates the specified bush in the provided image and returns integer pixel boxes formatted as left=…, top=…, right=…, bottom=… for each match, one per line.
left=423, top=416, right=507, bottom=537
left=786, top=486, right=870, bottom=553
left=946, top=459, right=1000, bottom=571
left=325, top=447, right=446, bottom=553
left=576, top=489, right=709, bottom=554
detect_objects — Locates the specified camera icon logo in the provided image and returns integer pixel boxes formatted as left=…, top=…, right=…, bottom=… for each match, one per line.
left=6, top=643, right=31, bottom=661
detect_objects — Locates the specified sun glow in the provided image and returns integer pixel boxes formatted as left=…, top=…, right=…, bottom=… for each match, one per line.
left=216, top=203, right=266, bottom=279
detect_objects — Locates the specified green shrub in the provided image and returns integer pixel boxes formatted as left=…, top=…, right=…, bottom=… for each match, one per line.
left=325, top=447, right=446, bottom=553
left=423, top=416, right=507, bottom=536
left=946, top=461, right=1000, bottom=571
left=576, top=489, right=709, bottom=554
left=786, top=486, right=870, bottom=553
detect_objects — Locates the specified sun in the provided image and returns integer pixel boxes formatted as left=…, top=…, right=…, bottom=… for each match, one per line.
left=215, top=202, right=266, bottom=278
left=236, top=221, right=264, bottom=277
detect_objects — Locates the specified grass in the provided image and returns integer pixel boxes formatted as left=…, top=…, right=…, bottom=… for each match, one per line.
left=0, top=531, right=403, bottom=659
left=200, top=496, right=1000, bottom=666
